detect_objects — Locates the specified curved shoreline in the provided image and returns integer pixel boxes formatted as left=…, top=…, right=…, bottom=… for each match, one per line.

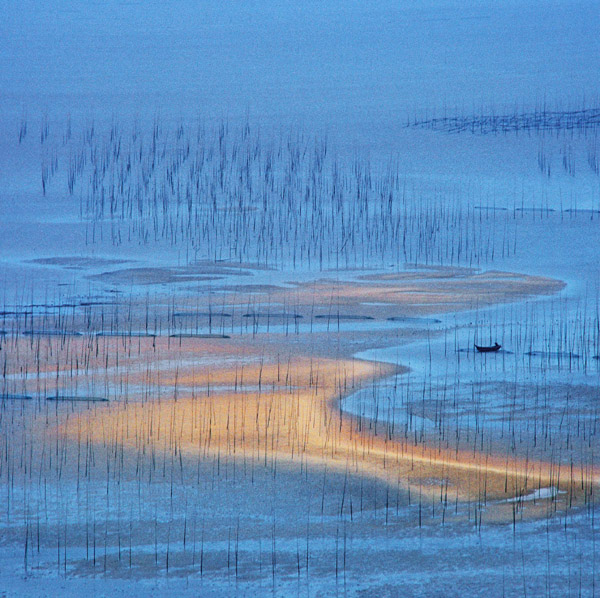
left=30, top=266, right=594, bottom=521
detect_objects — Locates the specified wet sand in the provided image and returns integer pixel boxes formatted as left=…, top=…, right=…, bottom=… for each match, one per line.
left=2, top=267, right=588, bottom=520
left=1, top=265, right=597, bottom=596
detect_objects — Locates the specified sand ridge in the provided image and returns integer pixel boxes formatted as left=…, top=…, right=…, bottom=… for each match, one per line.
left=16, top=266, right=588, bottom=523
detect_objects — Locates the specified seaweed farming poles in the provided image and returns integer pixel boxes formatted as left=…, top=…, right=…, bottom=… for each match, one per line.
left=28, top=117, right=520, bottom=270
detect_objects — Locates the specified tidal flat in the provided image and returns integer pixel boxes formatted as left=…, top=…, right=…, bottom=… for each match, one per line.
left=2, top=1, right=600, bottom=595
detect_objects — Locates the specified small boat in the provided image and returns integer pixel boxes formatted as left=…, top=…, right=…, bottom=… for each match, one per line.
left=475, top=342, right=501, bottom=353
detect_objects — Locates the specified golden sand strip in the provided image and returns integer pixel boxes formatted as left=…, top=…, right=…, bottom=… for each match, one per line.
left=64, top=352, right=596, bottom=523
left=16, top=268, right=593, bottom=521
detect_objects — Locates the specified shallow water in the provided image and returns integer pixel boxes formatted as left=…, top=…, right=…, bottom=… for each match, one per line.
left=1, top=0, right=599, bottom=595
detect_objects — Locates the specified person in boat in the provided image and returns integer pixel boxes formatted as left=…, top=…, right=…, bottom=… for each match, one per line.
left=474, top=342, right=501, bottom=352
